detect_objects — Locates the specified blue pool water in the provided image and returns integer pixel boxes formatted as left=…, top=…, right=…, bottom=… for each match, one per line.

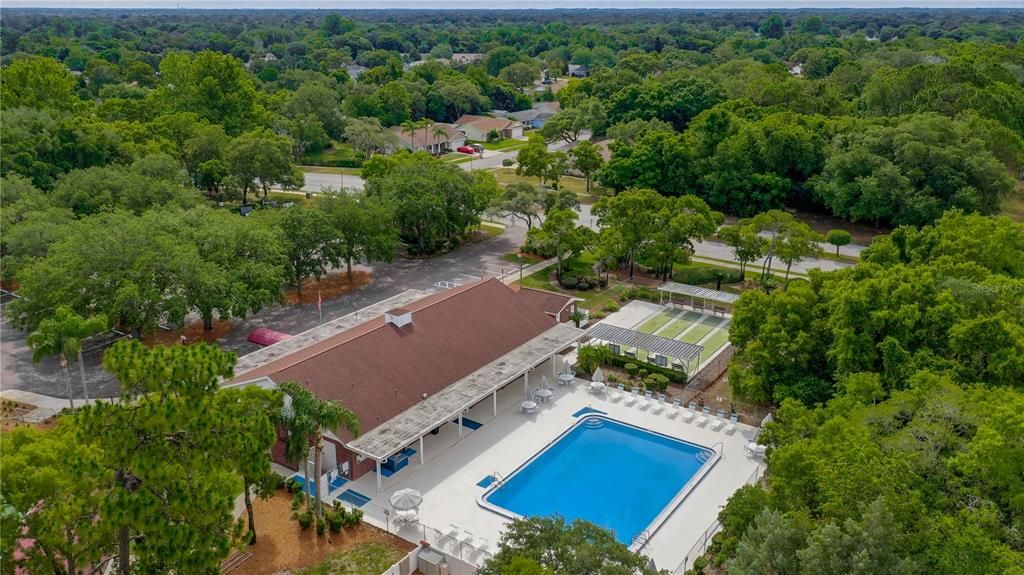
left=484, top=416, right=713, bottom=545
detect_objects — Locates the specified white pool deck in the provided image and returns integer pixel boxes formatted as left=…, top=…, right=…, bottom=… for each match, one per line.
left=319, top=353, right=761, bottom=572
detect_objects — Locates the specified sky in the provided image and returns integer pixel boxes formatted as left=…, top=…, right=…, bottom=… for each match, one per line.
left=4, top=1, right=1023, bottom=8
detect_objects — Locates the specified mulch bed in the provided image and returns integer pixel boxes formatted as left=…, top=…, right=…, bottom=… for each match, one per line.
left=285, top=272, right=372, bottom=305
left=239, top=489, right=414, bottom=575
left=143, top=319, right=233, bottom=347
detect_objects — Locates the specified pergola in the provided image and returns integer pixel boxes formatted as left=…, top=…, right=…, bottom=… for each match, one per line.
left=346, top=322, right=586, bottom=492
left=658, top=282, right=739, bottom=315
left=585, top=323, right=703, bottom=381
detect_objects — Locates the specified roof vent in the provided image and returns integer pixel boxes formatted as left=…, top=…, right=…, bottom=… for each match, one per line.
left=385, top=307, right=412, bottom=328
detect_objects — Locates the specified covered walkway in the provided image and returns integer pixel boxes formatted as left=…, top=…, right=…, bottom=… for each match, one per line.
left=346, top=322, right=586, bottom=492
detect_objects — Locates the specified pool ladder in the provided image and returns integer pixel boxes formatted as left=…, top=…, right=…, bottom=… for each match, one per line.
left=632, top=529, right=651, bottom=549
left=491, top=471, right=505, bottom=488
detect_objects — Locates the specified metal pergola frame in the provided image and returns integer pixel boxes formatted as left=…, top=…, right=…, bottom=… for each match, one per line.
left=658, top=282, right=738, bottom=315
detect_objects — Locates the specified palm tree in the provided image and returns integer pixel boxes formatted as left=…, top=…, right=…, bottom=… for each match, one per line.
left=400, top=119, right=419, bottom=151
left=432, top=124, right=449, bottom=155
left=279, top=382, right=360, bottom=521
left=27, top=306, right=108, bottom=409
left=419, top=120, right=434, bottom=153
left=280, top=383, right=316, bottom=513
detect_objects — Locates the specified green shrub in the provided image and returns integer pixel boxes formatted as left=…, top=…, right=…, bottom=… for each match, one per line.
left=602, top=301, right=620, bottom=313
left=291, top=489, right=304, bottom=511
left=638, top=368, right=649, bottom=377
left=577, top=279, right=591, bottom=290
left=327, top=511, right=343, bottom=533
left=297, top=512, right=312, bottom=529
left=316, top=518, right=326, bottom=536
left=621, top=287, right=660, bottom=302
left=560, top=275, right=579, bottom=289
left=342, top=507, right=364, bottom=528
left=625, top=363, right=639, bottom=376
left=674, top=265, right=742, bottom=286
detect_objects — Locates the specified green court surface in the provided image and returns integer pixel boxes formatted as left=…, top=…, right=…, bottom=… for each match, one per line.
left=698, top=327, right=731, bottom=357
left=658, top=312, right=702, bottom=339
left=635, top=309, right=680, bottom=334
left=680, top=316, right=724, bottom=344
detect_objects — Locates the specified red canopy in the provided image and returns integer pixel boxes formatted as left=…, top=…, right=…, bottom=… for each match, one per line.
left=247, top=328, right=291, bottom=347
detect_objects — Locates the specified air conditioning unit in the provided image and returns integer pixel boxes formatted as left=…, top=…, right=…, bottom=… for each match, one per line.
left=417, top=548, right=449, bottom=575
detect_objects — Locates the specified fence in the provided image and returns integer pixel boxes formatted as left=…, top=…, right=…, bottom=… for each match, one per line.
left=671, top=463, right=764, bottom=574
left=358, top=499, right=494, bottom=569
left=677, top=345, right=735, bottom=407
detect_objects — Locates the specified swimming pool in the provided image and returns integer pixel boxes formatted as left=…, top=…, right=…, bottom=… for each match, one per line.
left=480, top=415, right=717, bottom=546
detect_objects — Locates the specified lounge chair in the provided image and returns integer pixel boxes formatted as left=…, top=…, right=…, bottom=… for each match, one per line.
left=477, top=537, right=492, bottom=555
left=682, top=402, right=696, bottom=422
left=624, top=389, right=639, bottom=406
left=667, top=399, right=681, bottom=419
left=610, top=384, right=625, bottom=402
left=638, top=391, right=653, bottom=410
left=710, top=409, right=726, bottom=431
left=444, top=523, right=462, bottom=540
left=725, top=413, right=739, bottom=435
left=652, top=394, right=666, bottom=414
left=696, top=406, right=710, bottom=426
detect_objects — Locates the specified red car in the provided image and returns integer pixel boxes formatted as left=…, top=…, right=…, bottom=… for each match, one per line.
left=456, top=146, right=480, bottom=154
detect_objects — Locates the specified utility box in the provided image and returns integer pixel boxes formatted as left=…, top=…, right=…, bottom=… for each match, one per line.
left=417, top=548, right=449, bottom=575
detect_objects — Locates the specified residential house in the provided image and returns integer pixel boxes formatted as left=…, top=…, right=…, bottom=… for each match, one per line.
left=451, top=53, right=485, bottom=65
left=389, top=123, right=466, bottom=155
left=568, top=64, right=589, bottom=78
left=509, top=102, right=561, bottom=129
left=226, top=279, right=580, bottom=485
left=455, top=115, right=524, bottom=141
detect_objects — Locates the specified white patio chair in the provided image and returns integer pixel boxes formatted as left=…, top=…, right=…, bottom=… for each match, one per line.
left=610, top=384, right=625, bottom=402
left=710, top=409, right=726, bottom=431
left=682, top=402, right=697, bottom=422
left=725, top=413, right=739, bottom=435
left=745, top=442, right=767, bottom=458
left=652, top=394, right=666, bottom=414
left=696, top=406, right=711, bottom=426
left=444, top=523, right=461, bottom=540
left=638, top=391, right=653, bottom=410
left=667, top=399, right=681, bottom=419
left=624, top=388, right=639, bottom=406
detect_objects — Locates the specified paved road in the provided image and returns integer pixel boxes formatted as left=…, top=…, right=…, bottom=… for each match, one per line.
left=302, top=171, right=365, bottom=192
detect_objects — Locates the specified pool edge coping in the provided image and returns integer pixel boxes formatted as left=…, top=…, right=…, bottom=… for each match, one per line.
left=475, top=413, right=722, bottom=552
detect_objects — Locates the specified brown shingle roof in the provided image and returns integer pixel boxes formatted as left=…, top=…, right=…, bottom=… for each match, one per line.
left=454, top=116, right=522, bottom=132
left=231, top=278, right=571, bottom=442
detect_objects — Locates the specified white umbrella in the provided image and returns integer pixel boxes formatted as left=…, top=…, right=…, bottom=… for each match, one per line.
left=390, top=488, right=423, bottom=511
left=540, top=375, right=551, bottom=390
left=559, top=359, right=574, bottom=375
left=592, top=367, right=605, bottom=383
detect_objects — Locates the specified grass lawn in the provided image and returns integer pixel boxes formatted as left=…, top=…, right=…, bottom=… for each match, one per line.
left=491, top=170, right=607, bottom=199
left=1001, top=185, right=1024, bottom=223
left=299, top=165, right=363, bottom=176
left=503, top=252, right=544, bottom=265
left=479, top=221, right=506, bottom=238
left=293, top=542, right=407, bottom=575
left=301, top=142, right=359, bottom=167
left=478, top=139, right=527, bottom=151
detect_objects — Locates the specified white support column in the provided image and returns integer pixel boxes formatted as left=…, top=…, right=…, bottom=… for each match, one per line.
left=524, top=369, right=529, bottom=393
left=551, top=353, right=557, bottom=377
left=419, top=436, right=425, bottom=465
left=492, top=390, right=498, bottom=416
left=376, top=460, right=382, bottom=493
left=458, top=412, right=463, bottom=439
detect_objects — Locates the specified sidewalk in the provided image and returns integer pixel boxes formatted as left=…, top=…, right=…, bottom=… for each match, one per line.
left=503, top=257, right=556, bottom=285
left=0, top=388, right=84, bottom=422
